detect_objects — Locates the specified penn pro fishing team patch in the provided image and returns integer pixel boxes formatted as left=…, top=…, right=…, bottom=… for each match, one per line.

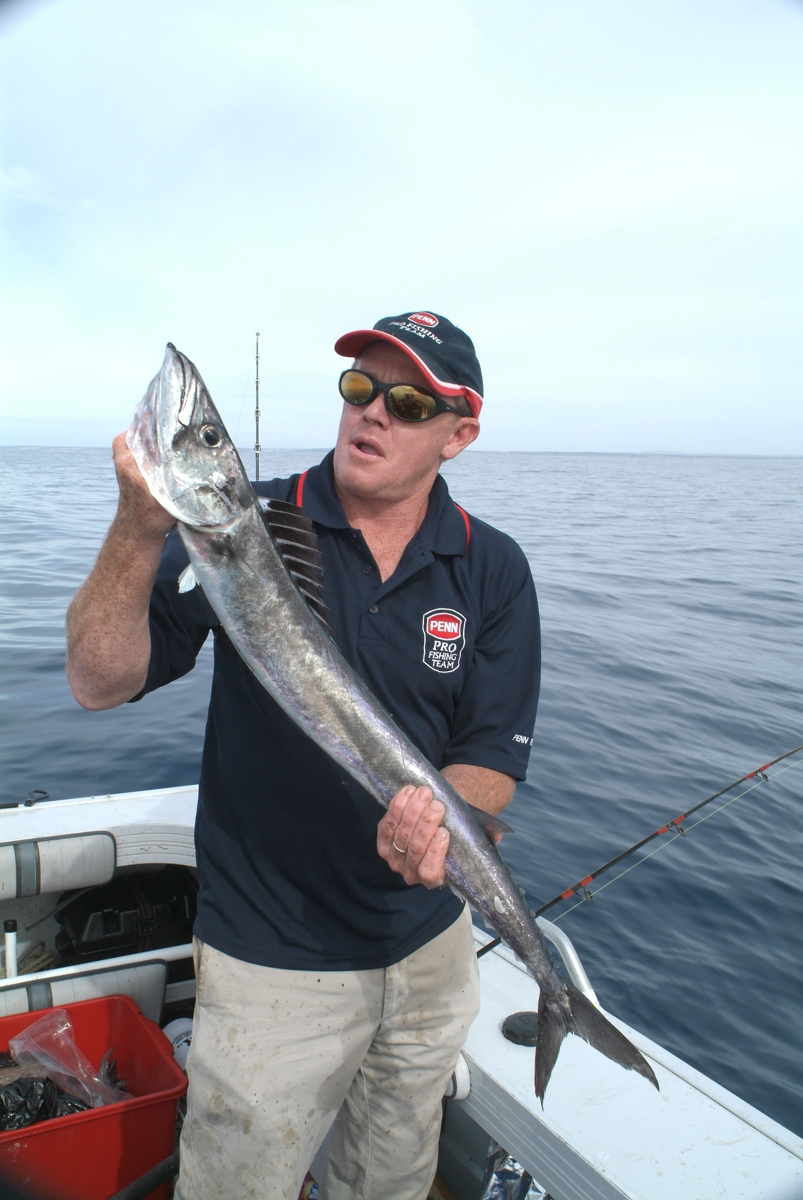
left=422, top=609, right=466, bottom=673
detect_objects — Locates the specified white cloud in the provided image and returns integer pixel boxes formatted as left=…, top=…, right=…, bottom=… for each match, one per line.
left=0, top=164, right=61, bottom=208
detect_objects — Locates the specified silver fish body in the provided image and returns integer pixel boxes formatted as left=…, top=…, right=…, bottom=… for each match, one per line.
left=128, top=344, right=658, bottom=1102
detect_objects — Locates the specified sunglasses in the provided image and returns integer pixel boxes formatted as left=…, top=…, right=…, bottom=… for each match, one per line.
left=339, top=370, right=465, bottom=423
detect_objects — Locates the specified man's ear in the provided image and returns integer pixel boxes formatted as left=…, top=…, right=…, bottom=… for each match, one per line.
left=441, top=418, right=480, bottom=462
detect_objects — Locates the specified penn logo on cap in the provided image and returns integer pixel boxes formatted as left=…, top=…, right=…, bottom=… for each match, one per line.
left=409, top=312, right=439, bottom=328
left=422, top=608, right=466, bottom=674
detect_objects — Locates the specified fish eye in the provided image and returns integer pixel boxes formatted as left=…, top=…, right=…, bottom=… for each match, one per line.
left=199, top=424, right=222, bottom=448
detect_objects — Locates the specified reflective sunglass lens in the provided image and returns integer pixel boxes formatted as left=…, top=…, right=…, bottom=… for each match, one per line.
left=340, top=371, right=375, bottom=405
left=339, top=371, right=443, bottom=421
left=387, top=386, right=437, bottom=422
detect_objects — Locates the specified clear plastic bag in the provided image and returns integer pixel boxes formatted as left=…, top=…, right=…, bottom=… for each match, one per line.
left=8, top=1009, right=132, bottom=1108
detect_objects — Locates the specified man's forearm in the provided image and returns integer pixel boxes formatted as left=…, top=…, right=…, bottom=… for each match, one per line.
left=67, top=432, right=178, bottom=711
left=66, top=517, right=165, bottom=710
left=441, top=764, right=515, bottom=815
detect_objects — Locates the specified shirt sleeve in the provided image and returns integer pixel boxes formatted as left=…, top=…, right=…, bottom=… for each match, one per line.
left=442, top=550, right=540, bottom=781
left=130, top=529, right=219, bottom=701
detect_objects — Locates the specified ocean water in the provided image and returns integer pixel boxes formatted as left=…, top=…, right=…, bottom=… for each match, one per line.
left=1, top=446, right=801, bottom=1136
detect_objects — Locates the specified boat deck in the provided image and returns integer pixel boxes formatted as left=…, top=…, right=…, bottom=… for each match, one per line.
left=1, top=787, right=801, bottom=1200
left=464, top=931, right=803, bottom=1200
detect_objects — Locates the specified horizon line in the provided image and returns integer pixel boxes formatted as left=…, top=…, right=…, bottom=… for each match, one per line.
left=1, top=445, right=801, bottom=461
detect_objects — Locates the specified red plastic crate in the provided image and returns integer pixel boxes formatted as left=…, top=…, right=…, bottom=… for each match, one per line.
left=0, top=994, right=187, bottom=1200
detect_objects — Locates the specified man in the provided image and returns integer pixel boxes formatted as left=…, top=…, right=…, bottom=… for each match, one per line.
left=66, top=311, right=540, bottom=1200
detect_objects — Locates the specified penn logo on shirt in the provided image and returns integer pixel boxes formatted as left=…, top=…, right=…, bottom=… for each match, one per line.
left=409, top=312, right=439, bottom=328
left=422, top=608, right=466, bottom=673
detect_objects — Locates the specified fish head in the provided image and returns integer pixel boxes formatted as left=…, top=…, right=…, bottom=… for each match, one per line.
left=127, top=343, right=253, bottom=531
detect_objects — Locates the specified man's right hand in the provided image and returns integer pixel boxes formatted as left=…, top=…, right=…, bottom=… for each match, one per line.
left=66, top=434, right=175, bottom=710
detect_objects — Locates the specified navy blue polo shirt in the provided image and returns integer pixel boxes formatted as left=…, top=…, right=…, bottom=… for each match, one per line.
left=138, top=451, right=540, bottom=971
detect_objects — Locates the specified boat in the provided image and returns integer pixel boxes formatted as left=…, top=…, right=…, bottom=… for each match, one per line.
left=0, top=784, right=801, bottom=1200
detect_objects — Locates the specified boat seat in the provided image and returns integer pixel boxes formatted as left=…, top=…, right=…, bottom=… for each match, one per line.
left=0, top=834, right=115, bottom=897
left=0, top=960, right=167, bottom=1022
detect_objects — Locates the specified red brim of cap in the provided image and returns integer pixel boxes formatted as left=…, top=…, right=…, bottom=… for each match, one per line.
left=334, top=329, right=483, bottom=417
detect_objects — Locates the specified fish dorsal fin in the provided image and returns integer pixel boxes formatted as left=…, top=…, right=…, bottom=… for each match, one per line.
left=259, top=498, right=332, bottom=633
left=265, top=498, right=307, bottom=516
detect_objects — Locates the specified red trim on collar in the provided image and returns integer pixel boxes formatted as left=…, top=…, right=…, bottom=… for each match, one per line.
left=453, top=503, right=471, bottom=552
left=295, top=469, right=309, bottom=509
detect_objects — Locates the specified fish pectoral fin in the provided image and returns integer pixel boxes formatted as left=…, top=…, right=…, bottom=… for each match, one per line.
left=468, top=804, right=514, bottom=841
left=177, top=563, right=198, bottom=593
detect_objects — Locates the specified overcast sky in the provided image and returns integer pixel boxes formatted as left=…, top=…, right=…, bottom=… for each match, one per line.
left=1, top=0, right=801, bottom=453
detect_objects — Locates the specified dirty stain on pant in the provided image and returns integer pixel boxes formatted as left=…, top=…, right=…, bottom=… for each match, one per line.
left=177, top=907, right=480, bottom=1200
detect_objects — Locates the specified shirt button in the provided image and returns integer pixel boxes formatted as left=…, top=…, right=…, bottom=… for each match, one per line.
left=361, top=564, right=372, bottom=575
left=368, top=604, right=379, bottom=614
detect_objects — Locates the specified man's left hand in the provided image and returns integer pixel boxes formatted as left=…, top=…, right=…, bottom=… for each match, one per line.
left=377, top=786, right=449, bottom=889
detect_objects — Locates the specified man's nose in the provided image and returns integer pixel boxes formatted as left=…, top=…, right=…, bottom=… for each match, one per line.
left=363, top=392, right=389, bottom=424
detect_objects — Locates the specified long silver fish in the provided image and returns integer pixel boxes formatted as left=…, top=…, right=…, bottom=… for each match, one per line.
left=128, top=344, right=659, bottom=1102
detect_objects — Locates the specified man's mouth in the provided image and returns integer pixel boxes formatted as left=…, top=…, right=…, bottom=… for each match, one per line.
left=353, top=440, right=383, bottom=458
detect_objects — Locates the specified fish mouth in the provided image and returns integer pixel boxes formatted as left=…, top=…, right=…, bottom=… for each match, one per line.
left=127, top=345, right=191, bottom=476
left=159, top=343, right=200, bottom=441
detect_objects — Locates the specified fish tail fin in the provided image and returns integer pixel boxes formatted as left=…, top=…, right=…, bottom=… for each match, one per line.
left=535, top=982, right=659, bottom=1103
left=534, top=990, right=572, bottom=1103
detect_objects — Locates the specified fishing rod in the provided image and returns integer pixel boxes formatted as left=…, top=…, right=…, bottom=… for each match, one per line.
left=254, top=332, right=261, bottom=481
left=477, top=743, right=803, bottom=959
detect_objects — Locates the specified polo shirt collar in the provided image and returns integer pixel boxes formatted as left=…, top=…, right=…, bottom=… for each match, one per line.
left=301, top=451, right=469, bottom=556
left=420, top=473, right=469, bottom=557
left=298, top=452, right=352, bottom=529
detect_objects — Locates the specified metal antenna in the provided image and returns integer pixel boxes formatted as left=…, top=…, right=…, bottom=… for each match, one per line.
left=254, top=332, right=261, bottom=481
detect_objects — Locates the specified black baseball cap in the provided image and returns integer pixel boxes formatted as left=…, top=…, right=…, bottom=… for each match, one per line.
left=335, top=311, right=484, bottom=417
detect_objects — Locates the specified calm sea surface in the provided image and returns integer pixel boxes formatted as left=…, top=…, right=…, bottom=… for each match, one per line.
left=1, top=447, right=801, bottom=1134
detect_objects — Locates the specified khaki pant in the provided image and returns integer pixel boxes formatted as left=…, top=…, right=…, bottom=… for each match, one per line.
left=177, top=907, right=479, bottom=1200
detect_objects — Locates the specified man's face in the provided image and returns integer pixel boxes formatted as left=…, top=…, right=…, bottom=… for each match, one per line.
left=333, top=342, right=479, bottom=505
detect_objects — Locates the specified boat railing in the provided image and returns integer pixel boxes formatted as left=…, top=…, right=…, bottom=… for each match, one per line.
left=475, top=917, right=599, bottom=1005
